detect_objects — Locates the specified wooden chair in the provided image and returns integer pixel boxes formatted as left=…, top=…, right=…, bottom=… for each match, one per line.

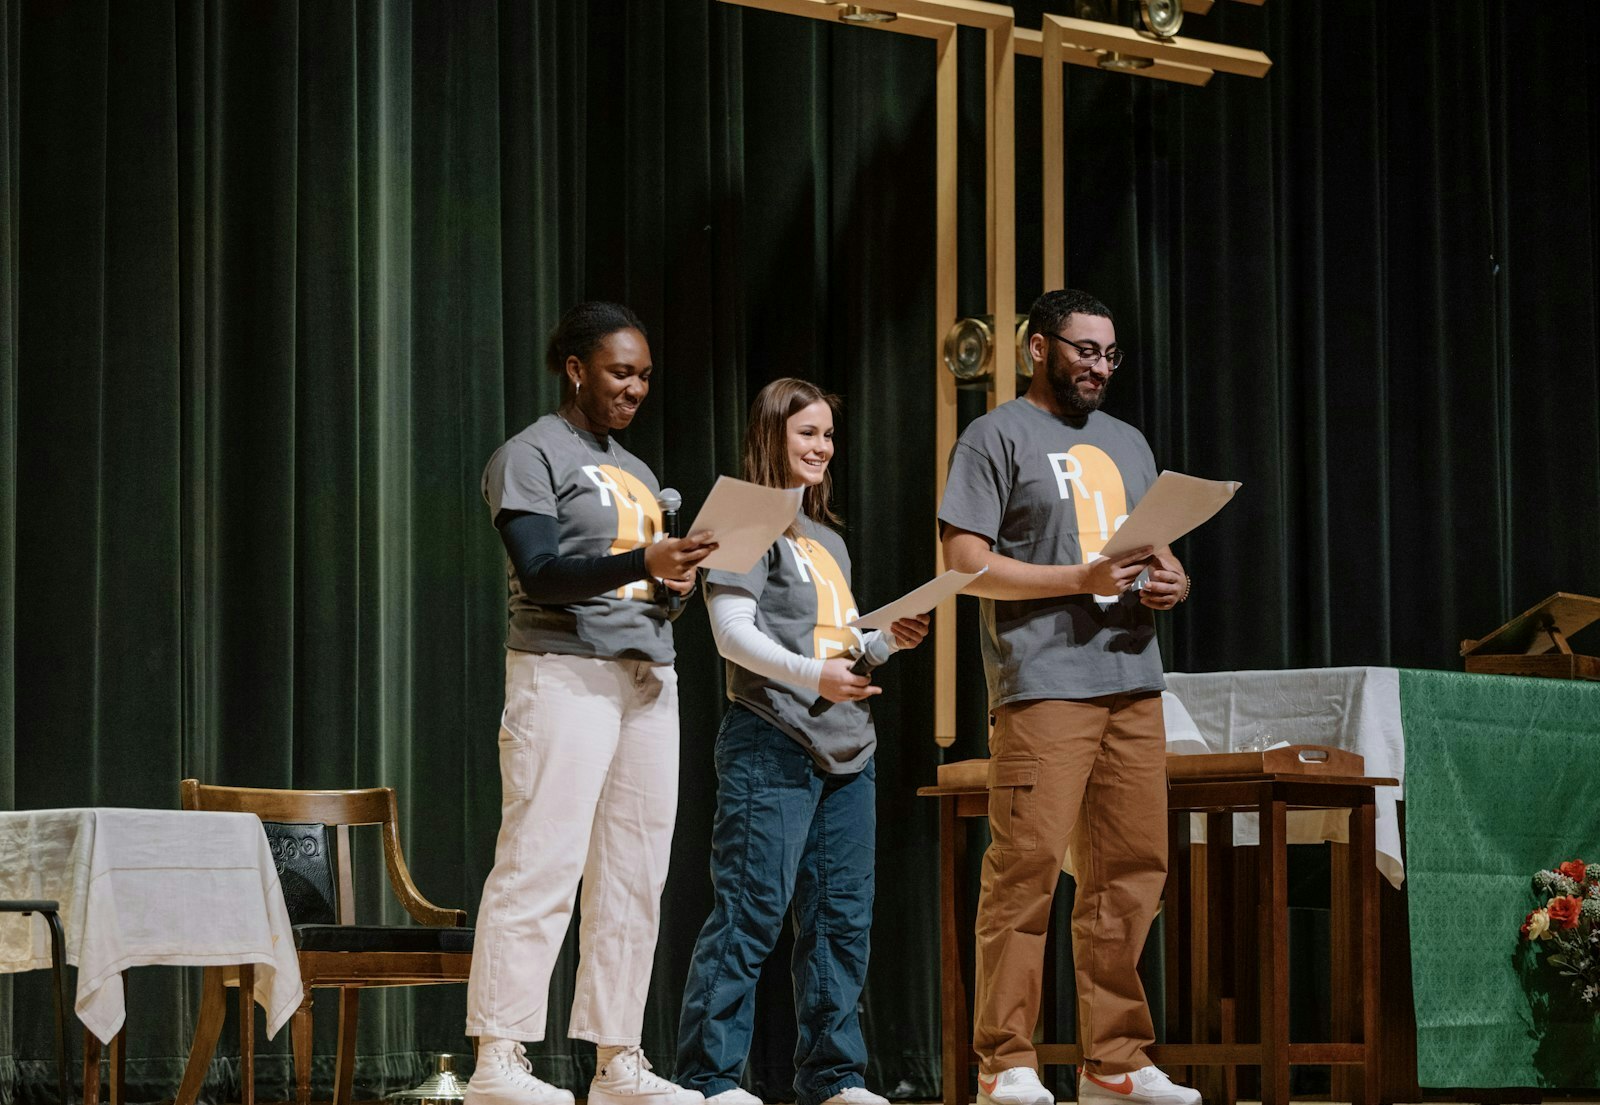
left=174, top=780, right=473, bottom=1105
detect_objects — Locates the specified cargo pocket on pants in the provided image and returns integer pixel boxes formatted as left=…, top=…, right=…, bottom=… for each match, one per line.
left=987, top=755, right=1040, bottom=853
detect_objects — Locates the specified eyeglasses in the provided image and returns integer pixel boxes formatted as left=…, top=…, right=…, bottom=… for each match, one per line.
left=1044, top=332, right=1124, bottom=372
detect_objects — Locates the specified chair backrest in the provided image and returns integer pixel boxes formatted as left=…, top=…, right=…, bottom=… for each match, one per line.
left=180, top=779, right=464, bottom=928
left=262, top=821, right=339, bottom=925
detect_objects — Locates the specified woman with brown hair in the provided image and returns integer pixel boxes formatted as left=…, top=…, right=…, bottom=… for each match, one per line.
left=674, top=377, right=929, bottom=1105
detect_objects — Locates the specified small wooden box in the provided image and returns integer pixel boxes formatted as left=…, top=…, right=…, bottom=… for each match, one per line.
left=1460, top=592, right=1600, bottom=681
left=1164, top=743, right=1365, bottom=779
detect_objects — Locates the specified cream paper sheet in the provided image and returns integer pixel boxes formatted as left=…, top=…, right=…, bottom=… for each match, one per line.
left=683, top=476, right=805, bottom=573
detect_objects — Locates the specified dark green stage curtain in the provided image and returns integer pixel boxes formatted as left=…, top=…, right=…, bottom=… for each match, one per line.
left=2, top=1, right=1598, bottom=1103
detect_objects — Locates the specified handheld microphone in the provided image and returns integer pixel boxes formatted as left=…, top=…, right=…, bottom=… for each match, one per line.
left=657, top=488, right=685, bottom=613
left=808, top=633, right=895, bottom=717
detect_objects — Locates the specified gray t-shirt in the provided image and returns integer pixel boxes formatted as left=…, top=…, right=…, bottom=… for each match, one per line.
left=938, top=398, right=1164, bottom=708
left=707, top=517, right=876, bottom=774
left=483, top=413, right=674, bottom=663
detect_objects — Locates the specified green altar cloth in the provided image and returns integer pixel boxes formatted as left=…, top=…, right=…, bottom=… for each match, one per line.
left=1401, top=669, right=1600, bottom=1087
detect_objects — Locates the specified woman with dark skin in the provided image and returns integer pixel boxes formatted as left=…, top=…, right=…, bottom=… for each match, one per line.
left=466, top=303, right=714, bottom=1105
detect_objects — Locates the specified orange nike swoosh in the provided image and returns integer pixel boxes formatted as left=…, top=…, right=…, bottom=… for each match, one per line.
left=1084, top=1074, right=1135, bottom=1096
left=978, top=1076, right=997, bottom=1095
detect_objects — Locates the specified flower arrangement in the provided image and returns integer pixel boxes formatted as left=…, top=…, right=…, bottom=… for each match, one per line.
left=1520, top=858, right=1600, bottom=1010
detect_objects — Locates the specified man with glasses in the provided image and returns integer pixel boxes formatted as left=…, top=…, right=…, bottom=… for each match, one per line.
left=939, top=289, right=1196, bottom=1105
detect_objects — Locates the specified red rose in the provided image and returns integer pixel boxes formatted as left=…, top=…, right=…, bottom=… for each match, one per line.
left=1558, top=859, right=1587, bottom=884
left=1547, top=895, right=1583, bottom=930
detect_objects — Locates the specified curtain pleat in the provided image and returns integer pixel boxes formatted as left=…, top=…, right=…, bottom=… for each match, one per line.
left=4, top=1, right=1600, bottom=1102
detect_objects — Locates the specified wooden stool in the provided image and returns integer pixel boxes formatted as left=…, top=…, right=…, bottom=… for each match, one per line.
left=918, top=747, right=1395, bottom=1105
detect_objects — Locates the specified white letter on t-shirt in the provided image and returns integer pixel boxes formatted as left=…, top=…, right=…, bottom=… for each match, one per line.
left=785, top=537, right=814, bottom=583
left=1047, top=451, right=1089, bottom=502
left=582, top=464, right=618, bottom=507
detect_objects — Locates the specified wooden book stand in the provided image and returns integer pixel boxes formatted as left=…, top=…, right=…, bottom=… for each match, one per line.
left=1460, top=592, right=1600, bottom=680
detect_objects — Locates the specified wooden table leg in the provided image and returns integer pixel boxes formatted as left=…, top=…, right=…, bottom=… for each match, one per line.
left=239, top=963, right=256, bottom=1105
left=109, top=1021, right=126, bottom=1105
left=82, top=1029, right=101, bottom=1105
left=1257, top=796, right=1290, bottom=1105
left=1163, top=809, right=1189, bottom=1075
left=175, top=967, right=226, bottom=1105
left=1353, top=801, right=1383, bottom=1105
left=1195, top=819, right=1234, bottom=1105
left=939, top=794, right=971, bottom=1105
left=1330, top=838, right=1355, bottom=1104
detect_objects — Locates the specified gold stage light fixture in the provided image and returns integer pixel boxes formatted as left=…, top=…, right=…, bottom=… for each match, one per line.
left=836, top=4, right=898, bottom=21
left=942, top=315, right=1032, bottom=385
left=1135, top=0, right=1184, bottom=38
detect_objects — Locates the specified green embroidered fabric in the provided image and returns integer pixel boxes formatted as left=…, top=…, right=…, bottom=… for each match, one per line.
left=1401, top=669, right=1600, bottom=1087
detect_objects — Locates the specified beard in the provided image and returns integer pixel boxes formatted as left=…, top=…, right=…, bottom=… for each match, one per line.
left=1046, top=352, right=1108, bottom=415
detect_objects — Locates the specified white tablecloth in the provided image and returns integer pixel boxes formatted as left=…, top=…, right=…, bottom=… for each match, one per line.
left=1163, top=667, right=1407, bottom=888
left=0, top=808, right=303, bottom=1042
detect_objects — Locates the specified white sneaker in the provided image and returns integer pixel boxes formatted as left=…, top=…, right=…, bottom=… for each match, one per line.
left=820, top=1089, right=888, bottom=1105
left=978, top=1067, right=1053, bottom=1105
left=1079, top=1067, right=1200, bottom=1105
left=588, top=1047, right=704, bottom=1105
left=705, top=1090, right=763, bottom=1105
left=466, top=1043, right=575, bottom=1105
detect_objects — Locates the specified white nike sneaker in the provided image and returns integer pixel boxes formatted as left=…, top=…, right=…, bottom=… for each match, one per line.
left=466, top=1042, right=575, bottom=1105
left=704, top=1090, right=763, bottom=1105
left=1078, top=1066, right=1200, bottom=1105
left=820, top=1088, right=889, bottom=1105
left=588, top=1047, right=704, bottom=1105
left=978, top=1067, right=1054, bottom=1105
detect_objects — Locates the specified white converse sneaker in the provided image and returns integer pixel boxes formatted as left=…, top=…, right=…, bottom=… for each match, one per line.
left=466, top=1043, right=574, bottom=1105
left=1079, top=1067, right=1200, bottom=1105
left=977, top=1067, right=1053, bottom=1105
left=705, top=1090, right=763, bottom=1105
left=820, top=1088, right=889, bottom=1105
left=588, top=1047, right=704, bottom=1105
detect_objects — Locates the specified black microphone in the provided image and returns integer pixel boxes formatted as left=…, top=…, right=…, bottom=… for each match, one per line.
left=657, top=487, right=685, bottom=613
left=808, top=633, right=895, bottom=717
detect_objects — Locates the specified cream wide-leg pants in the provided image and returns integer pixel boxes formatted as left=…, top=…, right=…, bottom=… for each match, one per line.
left=466, top=650, right=680, bottom=1045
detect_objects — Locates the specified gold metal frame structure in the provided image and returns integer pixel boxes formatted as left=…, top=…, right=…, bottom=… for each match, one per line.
left=715, top=0, right=1014, bottom=746
left=711, top=0, right=1269, bottom=749
left=1030, top=14, right=1270, bottom=288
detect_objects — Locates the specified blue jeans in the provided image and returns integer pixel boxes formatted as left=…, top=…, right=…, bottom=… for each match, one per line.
left=675, top=704, right=877, bottom=1105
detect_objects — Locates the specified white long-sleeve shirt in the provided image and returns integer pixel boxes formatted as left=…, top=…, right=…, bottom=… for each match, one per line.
left=706, top=585, right=896, bottom=692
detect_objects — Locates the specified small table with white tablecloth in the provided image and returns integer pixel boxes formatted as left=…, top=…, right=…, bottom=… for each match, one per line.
left=1164, top=666, right=1406, bottom=888
left=1164, top=666, right=1600, bottom=1092
left=0, top=807, right=302, bottom=1101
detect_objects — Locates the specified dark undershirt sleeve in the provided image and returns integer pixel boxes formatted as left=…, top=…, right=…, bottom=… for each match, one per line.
left=497, top=510, right=651, bottom=605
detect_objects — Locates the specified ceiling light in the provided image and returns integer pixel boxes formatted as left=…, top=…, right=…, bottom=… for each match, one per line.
left=1136, top=0, right=1184, bottom=38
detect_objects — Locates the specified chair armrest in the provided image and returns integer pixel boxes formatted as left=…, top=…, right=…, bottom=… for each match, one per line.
left=379, top=799, right=468, bottom=927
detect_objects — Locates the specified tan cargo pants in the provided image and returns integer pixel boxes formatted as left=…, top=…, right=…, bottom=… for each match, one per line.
left=972, top=691, right=1167, bottom=1077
